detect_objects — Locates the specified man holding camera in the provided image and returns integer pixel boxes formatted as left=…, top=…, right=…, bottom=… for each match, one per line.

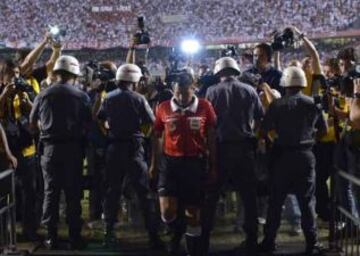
left=95, top=63, right=162, bottom=250
left=30, top=55, right=91, bottom=250
left=0, top=59, right=40, bottom=241
left=333, top=48, right=360, bottom=217
left=244, top=43, right=283, bottom=95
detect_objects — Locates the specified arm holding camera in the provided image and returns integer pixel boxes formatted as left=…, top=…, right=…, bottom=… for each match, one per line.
left=274, top=50, right=282, bottom=71
left=20, top=33, right=51, bottom=76
left=291, top=26, right=322, bottom=75
left=126, top=36, right=136, bottom=64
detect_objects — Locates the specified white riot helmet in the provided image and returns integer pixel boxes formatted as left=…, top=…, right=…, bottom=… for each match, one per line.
left=214, top=57, right=240, bottom=76
left=116, top=64, right=142, bottom=83
left=53, top=55, right=81, bottom=76
left=280, top=66, right=307, bottom=88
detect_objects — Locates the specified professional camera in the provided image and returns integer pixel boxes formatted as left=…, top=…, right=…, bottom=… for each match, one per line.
left=271, top=28, right=295, bottom=51
left=14, top=77, right=33, bottom=93
left=221, top=46, right=237, bottom=57
left=82, top=62, right=116, bottom=92
left=166, top=48, right=187, bottom=85
left=239, top=72, right=263, bottom=88
left=134, top=16, right=151, bottom=45
left=48, top=25, right=66, bottom=43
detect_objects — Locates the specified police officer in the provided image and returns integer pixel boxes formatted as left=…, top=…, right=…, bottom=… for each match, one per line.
left=96, top=63, right=162, bottom=249
left=259, top=67, right=328, bottom=255
left=205, top=57, right=264, bottom=254
left=30, top=55, right=91, bottom=250
left=150, top=70, right=217, bottom=256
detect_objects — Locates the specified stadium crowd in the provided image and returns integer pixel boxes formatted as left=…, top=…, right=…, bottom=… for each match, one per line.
left=0, top=0, right=359, bottom=48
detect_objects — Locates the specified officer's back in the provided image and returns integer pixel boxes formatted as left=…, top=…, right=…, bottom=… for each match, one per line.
left=206, top=76, right=263, bottom=142
left=266, top=93, right=325, bottom=146
left=98, top=87, right=154, bottom=140
left=262, top=67, right=327, bottom=147
left=32, top=83, right=90, bottom=141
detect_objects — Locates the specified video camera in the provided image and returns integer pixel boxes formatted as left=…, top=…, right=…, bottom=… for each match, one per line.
left=221, top=46, right=237, bottom=57
left=165, top=48, right=187, bottom=85
left=14, top=77, right=33, bottom=93
left=134, top=16, right=151, bottom=45
left=271, top=28, right=295, bottom=51
left=239, top=72, right=263, bottom=88
left=82, top=62, right=116, bottom=93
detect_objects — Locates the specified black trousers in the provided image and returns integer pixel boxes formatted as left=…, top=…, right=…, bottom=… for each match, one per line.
left=16, top=154, right=38, bottom=233
left=86, top=144, right=106, bottom=221
left=40, top=142, right=84, bottom=235
left=314, top=142, right=335, bottom=221
left=103, top=140, right=159, bottom=235
left=264, top=147, right=318, bottom=246
left=202, top=141, right=258, bottom=243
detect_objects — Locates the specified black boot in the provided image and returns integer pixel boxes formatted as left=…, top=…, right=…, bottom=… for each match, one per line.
left=185, top=234, right=202, bottom=256
left=69, top=227, right=86, bottom=250
left=44, top=227, right=58, bottom=250
left=103, top=225, right=118, bottom=249
left=166, top=218, right=186, bottom=256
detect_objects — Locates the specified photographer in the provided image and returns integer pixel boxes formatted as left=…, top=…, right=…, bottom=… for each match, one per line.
left=333, top=48, right=360, bottom=217
left=0, top=60, right=39, bottom=241
left=86, top=61, right=117, bottom=226
left=244, top=43, right=283, bottom=95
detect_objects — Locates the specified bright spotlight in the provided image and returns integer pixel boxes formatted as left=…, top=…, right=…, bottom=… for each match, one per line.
left=49, top=25, right=60, bottom=36
left=181, top=39, right=201, bottom=55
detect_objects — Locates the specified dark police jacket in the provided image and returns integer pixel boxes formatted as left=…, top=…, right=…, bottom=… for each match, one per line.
left=262, top=91, right=327, bottom=148
left=97, top=88, right=155, bottom=141
left=206, top=77, right=264, bottom=143
left=30, top=82, right=91, bottom=142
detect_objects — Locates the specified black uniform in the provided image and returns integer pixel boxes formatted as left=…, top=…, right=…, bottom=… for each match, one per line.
left=30, top=82, right=91, bottom=239
left=205, top=77, right=264, bottom=252
left=261, top=91, right=327, bottom=249
left=97, top=87, right=159, bottom=238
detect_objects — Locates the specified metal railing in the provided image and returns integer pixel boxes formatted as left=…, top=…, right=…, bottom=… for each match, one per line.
left=329, top=170, right=360, bottom=256
left=0, top=169, right=17, bottom=254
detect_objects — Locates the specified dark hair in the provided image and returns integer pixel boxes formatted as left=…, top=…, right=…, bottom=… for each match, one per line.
left=337, top=47, right=357, bottom=62
left=176, top=72, right=193, bottom=88
left=99, top=61, right=117, bottom=76
left=14, top=49, right=31, bottom=63
left=324, top=58, right=340, bottom=74
left=255, top=43, right=273, bottom=62
left=0, top=59, right=17, bottom=80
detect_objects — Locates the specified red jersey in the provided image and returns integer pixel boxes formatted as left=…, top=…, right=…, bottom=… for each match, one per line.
left=154, top=96, right=217, bottom=157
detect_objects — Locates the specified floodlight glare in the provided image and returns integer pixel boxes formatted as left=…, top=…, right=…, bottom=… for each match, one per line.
left=181, top=39, right=201, bottom=54
left=49, top=25, right=60, bottom=36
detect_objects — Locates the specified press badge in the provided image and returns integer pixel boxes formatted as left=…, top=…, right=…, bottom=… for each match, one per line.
left=189, top=117, right=202, bottom=130
left=166, top=117, right=177, bottom=132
